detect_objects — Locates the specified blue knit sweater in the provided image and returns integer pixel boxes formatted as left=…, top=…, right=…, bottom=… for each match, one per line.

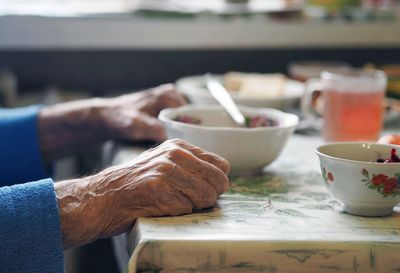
left=0, top=106, right=64, bottom=273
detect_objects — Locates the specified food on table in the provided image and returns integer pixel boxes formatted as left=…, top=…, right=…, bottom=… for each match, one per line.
left=245, top=115, right=277, bottom=128
left=223, top=72, right=286, bottom=98
left=378, top=134, right=400, bottom=145
left=174, top=115, right=201, bottom=125
left=223, top=72, right=247, bottom=92
left=375, top=148, right=400, bottom=163
left=174, top=114, right=278, bottom=128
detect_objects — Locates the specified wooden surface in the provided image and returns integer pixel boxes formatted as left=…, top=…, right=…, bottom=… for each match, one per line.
left=111, top=134, right=400, bottom=273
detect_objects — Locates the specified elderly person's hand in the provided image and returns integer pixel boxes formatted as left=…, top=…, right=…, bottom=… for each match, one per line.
left=55, top=139, right=230, bottom=249
left=101, top=84, right=186, bottom=142
left=38, top=84, right=186, bottom=161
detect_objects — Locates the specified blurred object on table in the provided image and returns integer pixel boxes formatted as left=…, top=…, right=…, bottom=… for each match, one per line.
left=288, top=60, right=351, bottom=82
left=176, top=73, right=304, bottom=109
left=223, top=72, right=286, bottom=97
left=381, top=64, right=400, bottom=98
left=383, top=97, right=400, bottom=124
left=0, top=70, right=18, bottom=107
left=378, top=133, right=400, bottom=145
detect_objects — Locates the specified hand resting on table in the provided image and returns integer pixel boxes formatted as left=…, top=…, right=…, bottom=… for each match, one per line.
left=55, top=139, right=231, bottom=249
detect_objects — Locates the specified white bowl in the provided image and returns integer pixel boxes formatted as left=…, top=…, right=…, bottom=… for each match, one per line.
left=158, top=105, right=299, bottom=173
left=176, top=75, right=304, bottom=109
left=316, top=143, right=400, bottom=217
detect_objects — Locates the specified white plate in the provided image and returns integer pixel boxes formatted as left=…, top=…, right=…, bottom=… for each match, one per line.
left=176, top=74, right=305, bottom=109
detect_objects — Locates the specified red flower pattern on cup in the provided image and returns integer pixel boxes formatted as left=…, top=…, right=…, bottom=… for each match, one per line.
left=327, top=172, right=334, bottom=182
left=361, top=168, right=400, bottom=197
left=384, top=178, right=398, bottom=195
left=321, top=166, right=334, bottom=185
left=371, top=174, right=388, bottom=186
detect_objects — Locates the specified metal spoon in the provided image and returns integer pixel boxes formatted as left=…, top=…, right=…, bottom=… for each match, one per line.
left=205, top=73, right=246, bottom=127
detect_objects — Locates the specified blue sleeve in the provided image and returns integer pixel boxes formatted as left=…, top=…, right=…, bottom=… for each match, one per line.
left=0, top=106, right=50, bottom=186
left=0, top=178, right=64, bottom=273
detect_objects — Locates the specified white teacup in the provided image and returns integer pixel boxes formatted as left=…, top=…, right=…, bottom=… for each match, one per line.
left=316, top=142, right=400, bottom=216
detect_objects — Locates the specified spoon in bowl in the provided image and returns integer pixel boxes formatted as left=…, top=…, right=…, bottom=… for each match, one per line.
left=205, top=73, right=246, bottom=127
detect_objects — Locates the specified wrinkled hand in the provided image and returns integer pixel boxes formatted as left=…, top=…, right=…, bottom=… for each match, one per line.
left=101, top=84, right=187, bottom=142
left=55, top=139, right=230, bottom=249
left=39, top=83, right=187, bottom=161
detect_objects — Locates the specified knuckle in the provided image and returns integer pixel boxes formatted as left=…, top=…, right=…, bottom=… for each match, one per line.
left=157, top=145, right=189, bottom=163
left=207, top=153, right=231, bottom=175
left=159, top=83, right=175, bottom=93
left=170, top=138, right=188, bottom=147
left=153, top=84, right=174, bottom=99
left=167, top=147, right=187, bottom=161
left=164, top=138, right=183, bottom=146
left=131, top=130, right=145, bottom=140
left=155, top=159, right=176, bottom=173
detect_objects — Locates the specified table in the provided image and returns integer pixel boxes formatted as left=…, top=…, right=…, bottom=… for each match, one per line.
left=110, top=134, right=400, bottom=273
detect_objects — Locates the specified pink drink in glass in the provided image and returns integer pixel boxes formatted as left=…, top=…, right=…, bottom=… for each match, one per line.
left=323, top=89, right=383, bottom=141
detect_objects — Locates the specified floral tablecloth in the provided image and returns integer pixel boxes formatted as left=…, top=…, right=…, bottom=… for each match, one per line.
left=111, top=134, right=400, bottom=273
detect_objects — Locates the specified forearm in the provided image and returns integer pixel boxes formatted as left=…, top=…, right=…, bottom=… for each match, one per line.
left=54, top=168, right=142, bottom=249
left=55, top=177, right=102, bottom=249
left=38, top=98, right=109, bottom=162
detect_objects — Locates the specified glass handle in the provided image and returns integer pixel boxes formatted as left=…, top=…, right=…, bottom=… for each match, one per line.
left=301, top=79, right=323, bottom=120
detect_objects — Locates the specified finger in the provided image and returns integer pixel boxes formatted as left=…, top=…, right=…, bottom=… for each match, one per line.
left=145, top=175, right=194, bottom=216
left=153, top=84, right=187, bottom=111
left=167, top=146, right=230, bottom=196
left=167, top=139, right=231, bottom=175
left=125, top=112, right=167, bottom=142
left=166, top=162, right=219, bottom=210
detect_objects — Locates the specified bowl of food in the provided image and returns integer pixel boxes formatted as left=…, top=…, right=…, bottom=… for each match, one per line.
left=316, top=142, right=400, bottom=217
left=159, top=105, right=299, bottom=173
left=176, top=73, right=304, bottom=110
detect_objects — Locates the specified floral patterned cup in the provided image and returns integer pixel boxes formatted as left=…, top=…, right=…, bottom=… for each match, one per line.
left=316, top=142, right=400, bottom=216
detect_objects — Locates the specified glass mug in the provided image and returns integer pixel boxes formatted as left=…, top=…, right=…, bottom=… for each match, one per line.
left=302, top=68, right=387, bottom=142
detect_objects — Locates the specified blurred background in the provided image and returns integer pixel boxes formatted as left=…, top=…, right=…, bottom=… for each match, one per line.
left=1, top=0, right=400, bottom=272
